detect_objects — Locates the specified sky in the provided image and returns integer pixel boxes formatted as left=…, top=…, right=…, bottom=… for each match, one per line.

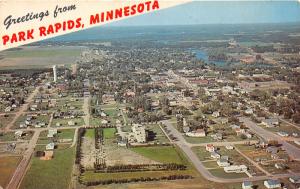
left=109, top=1, right=300, bottom=26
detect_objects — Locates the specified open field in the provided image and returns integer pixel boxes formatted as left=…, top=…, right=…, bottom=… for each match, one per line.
left=130, top=146, right=185, bottom=164
left=0, top=131, right=33, bottom=142
left=146, top=124, right=169, bottom=143
left=90, top=117, right=102, bottom=127
left=20, top=147, right=75, bottom=189
left=0, top=46, right=85, bottom=70
left=81, top=145, right=199, bottom=184
left=103, top=128, right=116, bottom=139
left=0, top=114, right=14, bottom=129
left=85, top=129, right=95, bottom=138
left=0, top=156, right=22, bottom=188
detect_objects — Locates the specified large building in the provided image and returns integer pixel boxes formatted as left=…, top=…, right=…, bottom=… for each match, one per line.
left=131, top=124, right=147, bottom=143
left=53, top=65, right=57, bottom=83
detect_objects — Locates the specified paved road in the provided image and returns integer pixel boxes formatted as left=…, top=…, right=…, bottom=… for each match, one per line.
left=239, top=117, right=300, bottom=160
left=6, top=130, right=40, bottom=189
left=161, top=120, right=300, bottom=183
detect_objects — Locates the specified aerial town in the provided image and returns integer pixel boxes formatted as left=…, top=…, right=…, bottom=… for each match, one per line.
left=0, top=23, right=300, bottom=189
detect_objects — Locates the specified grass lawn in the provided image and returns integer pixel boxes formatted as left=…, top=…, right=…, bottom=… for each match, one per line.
left=85, top=129, right=95, bottom=138
left=0, top=132, right=15, bottom=141
left=103, top=128, right=116, bottom=139
left=57, top=129, right=75, bottom=140
left=202, top=161, right=218, bottom=169
left=191, top=147, right=211, bottom=161
left=184, top=136, right=214, bottom=144
left=90, top=117, right=101, bottom=127
left=146, top=124, right=169, bottom=143
left=130, top=146, right=184, bottom=164
left=20, top=147, right=75, bottom=189
left=0, top=156, right=21, bottom=188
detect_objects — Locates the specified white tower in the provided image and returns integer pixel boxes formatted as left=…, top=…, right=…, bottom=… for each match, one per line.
left=53, top=65, right=57, bottom=83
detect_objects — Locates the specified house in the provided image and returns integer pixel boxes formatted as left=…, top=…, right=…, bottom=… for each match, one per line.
left=261, top=118, right=279, bottom=128
left=275, top=163, right=286, bottom=169
left=266, top=146, right=279, bottom=154
left=14, top=131, right=23, bottom=138
left=46, top=142, right=55, bottom=150
left=225, top=145, right=234, bottom=150
left=101, top=119, right=109, bottom=124
left=185, top=129, right=206, bottom=137
left=211, top=151, right=221, bottom=159
left=277, top=131, right=289, bottom=137
left=217, top=158, right=230, bottom=167
left=68, top=121, right=75, bottom=126
left=242, top=181, right=253, bottom=189
left=289, top=176, right=300, bottom=184
left=224, top=165, right=247, bottom=173
left=47, top=129, right=57, bottom=138
left=230, top=124, right=240, bottom=130
left=294, top=140, right=300, bottom=146
left=264, top=179, right=281, bottom=189
left=206, top=144, right=215, bottom=152
left=100, top=112, right=107, bottom=117
left=117, top=140, right=127, bottom=147
left=245, top=108, right=254, bottom=115
left=212, top=111, right=220, bottom=118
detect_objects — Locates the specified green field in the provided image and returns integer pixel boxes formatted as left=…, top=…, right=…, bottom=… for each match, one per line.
left=89, top=117, right=101, bottom=127
left=191, top=147, right=211, bottom=161
left=103, top=128, right=116, bottom=139
left=130, top=146, right=184, bottom=164
left=0, top=156, right=21, bottom=188
left=20, top=147, right=75, bottom=189
left=3, top=48, right=81, bottom=58
left=85, top=129, right=95, bottom=138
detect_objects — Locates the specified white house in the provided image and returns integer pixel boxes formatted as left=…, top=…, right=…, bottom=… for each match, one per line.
left=242, top=181, right=253, bottom=189
left=185, top=129, right=206, bottom=137
left=261, top=118, right=279, bottom=128
left=277, top=131, right=289, bottom=137
left=217, top=158, right=230, bottom=167
left=211, top=151, right=221, bottom=159
left=212, top=111, right=220, bottom=118
left=224, top=165, right=247, bottom=173
left=245, top=108, right=254, bottom=115
left=225, top=145, right=234, bottom=150
left=46, top=142, right=55, bottom=150
left=14, top=131, right=23, bottom=138
left=264, top=179, right=281, bottom=189
left=47, top=129, right=57, bottom=138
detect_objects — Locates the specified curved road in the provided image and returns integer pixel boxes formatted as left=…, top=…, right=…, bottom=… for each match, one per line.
left=161, top=120, right=300, bottom=183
